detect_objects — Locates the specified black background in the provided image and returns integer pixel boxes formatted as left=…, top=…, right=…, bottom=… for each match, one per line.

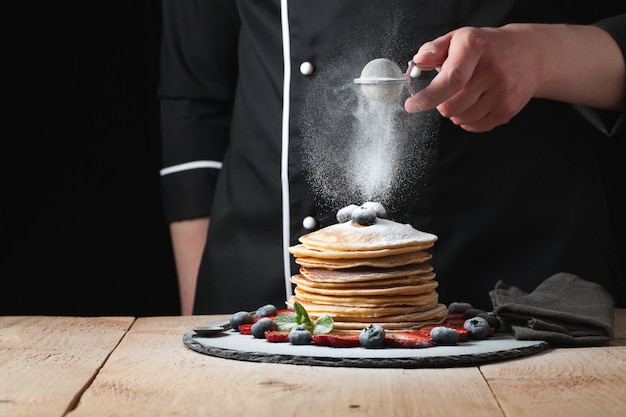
left=1, top=3, right=624, bottom=315
left=2, top=1, right=180, bottom=316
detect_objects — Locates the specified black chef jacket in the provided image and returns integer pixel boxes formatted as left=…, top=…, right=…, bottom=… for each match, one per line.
left=158, top=0, right=626, bottom=313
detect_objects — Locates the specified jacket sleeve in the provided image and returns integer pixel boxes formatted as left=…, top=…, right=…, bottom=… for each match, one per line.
left=158, top=0, right=240, bottom=222
left=575, top=14, right=626, bottom=137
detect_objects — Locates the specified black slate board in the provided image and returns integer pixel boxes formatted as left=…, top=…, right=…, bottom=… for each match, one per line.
left=183, top=327, right=549, bottom=368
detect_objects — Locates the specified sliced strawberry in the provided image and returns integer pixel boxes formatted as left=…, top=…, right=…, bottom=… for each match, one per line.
left=312, top=333, right=361, bottom=348
left=265, top=330, right=290, bottom=343
left=239, top=323, right=253, bottom=335
left=455, top=327, right=469, bottom=342
left=311, top=334, right=333, bottom=346
left=383, top=332, right=433, bottom=348
left=276, top=309, right=295, bottom=315
left=408, top=329, right=433, bottom=338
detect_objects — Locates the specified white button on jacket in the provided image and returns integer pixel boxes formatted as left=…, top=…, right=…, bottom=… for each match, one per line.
left=299, top=61, right=314, bottom=75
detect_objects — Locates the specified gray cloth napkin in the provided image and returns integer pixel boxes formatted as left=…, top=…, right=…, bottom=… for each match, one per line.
left=490, top=272, right=614, bottom=346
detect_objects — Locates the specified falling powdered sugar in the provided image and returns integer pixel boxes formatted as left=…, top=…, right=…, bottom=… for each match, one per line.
left=299, top=53, right=439, bottom=213
left=349, top=99, right=404, bottom=203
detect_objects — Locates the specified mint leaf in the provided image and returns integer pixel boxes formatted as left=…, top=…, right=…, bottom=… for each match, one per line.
left=294, top=301, right=312, bottom=326
left=273, top=311, right=298, bottom=332
left=312, top=314, right=334, bottom=335
left=274, top=301, right=333, bottom=334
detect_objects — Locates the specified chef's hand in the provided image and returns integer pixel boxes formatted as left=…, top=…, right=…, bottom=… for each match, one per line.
left=404, top=23, right=626, bottom=133
left=404, top=25, right=535, bottom=132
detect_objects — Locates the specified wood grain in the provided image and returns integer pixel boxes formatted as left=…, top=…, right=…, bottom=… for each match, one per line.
left=480, top=346, right=626, bottom=417
left=3, top=310, right=624, bottom=417
left=0, top=316, right=133, bottom=417
left=67, top=316, right=503, bottom=417
left=479, top=309, right=626, bottom=417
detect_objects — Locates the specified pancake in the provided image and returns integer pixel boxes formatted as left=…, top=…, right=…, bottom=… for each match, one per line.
left=295, top=250, right=432, bottom=269
left=290, top=274, right=439, bottom=296
left=287, top=298, right=448, bottom=331
left=289, top=242, right=432, bottom=259
left=300, top=264, right=434, bottom=283
left=298, top=218, right=437, bottom=251
left=330, top=304, right=448, bottom=331
left=328, top=304, right=449, bottom=324
left=289, top=296, right=439, bottom=317
left=293, top=273, right=436, bottom=289
left=331, top=311, right=448, bottom=330
left=294, top=287, right=439, bottom=308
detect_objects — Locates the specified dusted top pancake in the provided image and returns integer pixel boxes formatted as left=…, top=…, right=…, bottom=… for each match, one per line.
left=297, top=218, right=437, bottom=251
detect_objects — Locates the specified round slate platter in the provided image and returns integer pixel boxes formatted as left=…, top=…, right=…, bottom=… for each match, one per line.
left=183, top=325, right=549, bottom=369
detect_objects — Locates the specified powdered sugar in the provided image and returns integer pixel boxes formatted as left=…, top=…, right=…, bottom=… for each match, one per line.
left=333, top=218, right=437, bottom=246
left=299, top=56, right=438, bottom=213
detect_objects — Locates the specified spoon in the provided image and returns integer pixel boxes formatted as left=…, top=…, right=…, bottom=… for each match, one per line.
left=192, top=319, right=231, bottom=337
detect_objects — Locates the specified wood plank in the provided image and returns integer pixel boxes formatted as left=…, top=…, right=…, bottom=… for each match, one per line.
left=67, top=315, right=504, bottom=417
left=480, top=311, right=626, bottom=417
left=0, top=316, right=134, bottom=417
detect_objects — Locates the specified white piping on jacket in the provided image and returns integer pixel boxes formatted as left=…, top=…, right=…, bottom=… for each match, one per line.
left=159, top=160, right=223, bottom=176
left=280, top=0, right=294, bottom=301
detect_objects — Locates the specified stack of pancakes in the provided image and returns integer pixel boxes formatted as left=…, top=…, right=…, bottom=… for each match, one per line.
left=288, top=217, right=447, bottom=331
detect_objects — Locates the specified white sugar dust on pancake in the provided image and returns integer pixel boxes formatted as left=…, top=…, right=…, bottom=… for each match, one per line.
left=287, top=203, right=445, bottom=332
left=298, top=217, right=437, bottom=251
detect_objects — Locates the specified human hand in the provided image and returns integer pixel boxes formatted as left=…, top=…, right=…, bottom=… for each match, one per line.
left=404, top=25, right=539, bottom=132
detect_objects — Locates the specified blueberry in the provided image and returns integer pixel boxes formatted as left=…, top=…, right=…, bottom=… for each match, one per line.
left=463, top=317, right=490, bottom=339
left=463, top=308, right=486, bottom=319
left=255, top=304, right=278, bottom=318
left=351, top=206, right=377, bottom=226
left=288, top=327, right=312, bottom=345
left=360, top=201, right=386, bottom=218
left=337, top=204, right=359, bottom=223
left=430, top=326, right=460, bottom=345
left=359, top=324, right=386, bottom=348
left=477, top=312, right=501, bottom=331
left=230, top=311, right=254, bottom=331
left=251, top=317, right=275, bottom=339
left=447, top=302, right=474, bottom=314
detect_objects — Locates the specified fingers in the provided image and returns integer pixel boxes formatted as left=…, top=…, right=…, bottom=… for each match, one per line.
left=404, top=66, right=469, bottom=113
left=412, top=36, right=448, bottom=68
left=404, top=26, right=532, bottom=132
left=443, top=89, right=521, bottom=132
left=405, top=30, right=482, bottom=113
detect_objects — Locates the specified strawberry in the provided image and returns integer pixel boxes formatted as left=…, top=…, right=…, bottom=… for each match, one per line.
left=383, top=332, right=433, bottom=348
left=455, top=327, right=469, bottom=342
left=239, top=323, right=253, bottom=335
left=310, top=334, right=333, bottom=346
left=424, top=325, right=470, bottom=342
left=408, top=329, right=433, bottom=338
left=265, top=330, right=290, bottom=343
left=312, top=333, right=361, bottom=348
left=276, top=309, right=295, bottom=315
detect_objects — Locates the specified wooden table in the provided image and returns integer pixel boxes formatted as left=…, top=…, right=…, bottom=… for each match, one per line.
left=2, top=310, right=625, bottom=417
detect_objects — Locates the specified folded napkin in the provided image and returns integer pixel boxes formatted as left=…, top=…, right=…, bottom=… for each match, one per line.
left=490, top=272, right=614, bottom=346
